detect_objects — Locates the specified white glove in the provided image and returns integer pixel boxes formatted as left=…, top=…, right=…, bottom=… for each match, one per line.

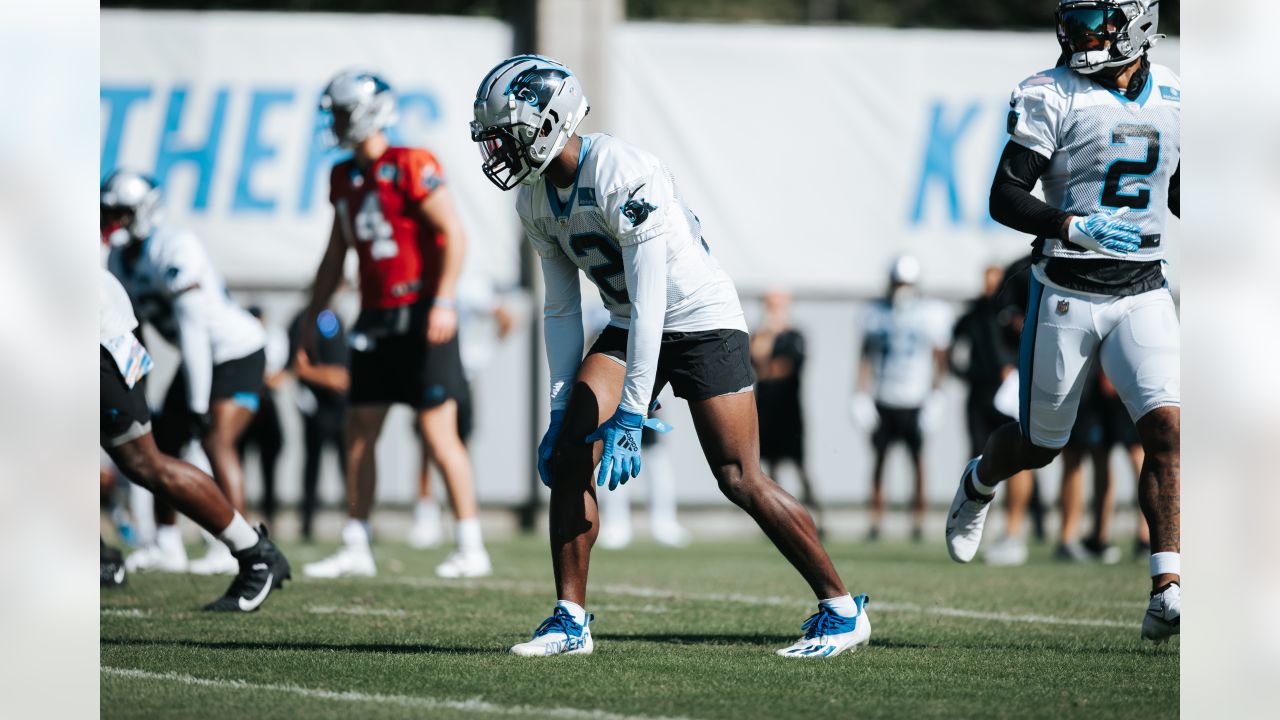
left=849, top=393, right=879, bottom=431
left=919, top=390, right=945, bottom=433
left=994, top=370, right=1020, bottom=421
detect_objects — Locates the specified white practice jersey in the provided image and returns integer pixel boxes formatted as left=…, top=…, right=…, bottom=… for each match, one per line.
left=518, top=133, right=746, bottom=334
left=862, top=296, right=952, bottom=409
left=100, top=268, right=139, bottom=346
left=107, top=227, right=264, bottom=413
left=518, top=133, right=746, bottom=414
left=107, top=227, right=265, bottom=361
left=1008, top=63, right=1180, bottom=263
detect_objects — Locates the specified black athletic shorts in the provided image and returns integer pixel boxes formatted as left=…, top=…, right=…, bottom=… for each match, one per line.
left=100, top=346, right=151, bottom=448
left=165, top=348, right=267, bottom=415
left=587, top=326, right=756, bottom=403
left=872, top=402, right=923, bottom=454
left=348, top=302, right=468, bottom=409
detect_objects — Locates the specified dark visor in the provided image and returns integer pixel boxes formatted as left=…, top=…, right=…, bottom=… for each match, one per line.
left=1060, top=7, right=1127, bottom=51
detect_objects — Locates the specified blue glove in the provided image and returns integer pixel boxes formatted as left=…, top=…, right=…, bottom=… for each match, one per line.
left=537, top=408, right=567, bottom=488
left=584, top=406, right=673, bottom=490
left=1067, top=207, right=1142, bottom=258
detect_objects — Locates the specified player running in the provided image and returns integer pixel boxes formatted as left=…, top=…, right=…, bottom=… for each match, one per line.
left=472, top=55, right=869, bottom=659
left=103, top=170, right=268, bottom=576
left=943, top=0, right=1180, bottom=643
left=301, top=70, right=490, bottom=579
left=100, top=268, right=289, bottom=611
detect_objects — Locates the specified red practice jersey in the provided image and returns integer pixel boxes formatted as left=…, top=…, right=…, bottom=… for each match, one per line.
left=329, top=147, right=446, bottom=310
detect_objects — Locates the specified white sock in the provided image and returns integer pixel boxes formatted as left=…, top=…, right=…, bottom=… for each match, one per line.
left=155, top=524, right=183, bottom=551
left=218, top=512, right=259, bottom=553
left=1150, top=551, right=1180, bottom=578
left=819, top=593, right=859, bottom=618
left=343, top=518, right=371, bottom=546
left=455, top=517, right=484, bottom=552
left=970, top=458, right=998, bottom=496
left=414, top=497, right=440, bottom=524
left=556, top=599, right=588, bottom=626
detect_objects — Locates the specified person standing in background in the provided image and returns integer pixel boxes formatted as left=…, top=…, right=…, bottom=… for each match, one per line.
left=288, top=305, right=350, bottom=543
left=851, top=255, right=950, bottom=542
left=750, top=288, right=822, bottom=534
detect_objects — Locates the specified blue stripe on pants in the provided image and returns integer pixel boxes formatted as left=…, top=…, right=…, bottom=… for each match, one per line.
left=1018, top=273, right=1045, bottom=439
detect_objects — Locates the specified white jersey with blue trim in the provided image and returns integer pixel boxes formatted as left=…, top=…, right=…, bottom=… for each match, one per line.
left=516, top=133, right=746, bottom=334
left=100, top=268, right=139, bottom=346
left=862, top=295, right=952, bottom=409
left=106, top=226, right=265, bottom=363
left=1008, top=62, right=1180, bottom=263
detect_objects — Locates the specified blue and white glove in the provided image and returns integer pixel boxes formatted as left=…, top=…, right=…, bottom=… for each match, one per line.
left=584, top=406, right=673, bottom=491
left=1067, top=207, right=1142, bottom=258
left=537, top=408, right=567, bottom=488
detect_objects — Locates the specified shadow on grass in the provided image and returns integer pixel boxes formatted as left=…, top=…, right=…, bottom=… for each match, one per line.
left=101, top=637, right=503, bottom=656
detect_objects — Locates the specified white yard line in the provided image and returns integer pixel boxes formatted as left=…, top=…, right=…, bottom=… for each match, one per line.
left=100, top=608, right=149, bottom=618
left=389, top=576, right=1133, bottom=629
left=102, top=666, right=700, bottom=720
left=306, top=605, right=408, bottom=618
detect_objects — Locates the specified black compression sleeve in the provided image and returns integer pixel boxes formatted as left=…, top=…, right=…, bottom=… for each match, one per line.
left=989, top=141, right=1071, bottom=239
left=1168, top=162, right=1180, bottom=218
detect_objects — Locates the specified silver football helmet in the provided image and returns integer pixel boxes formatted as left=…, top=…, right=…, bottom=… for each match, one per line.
left=319, top=70, right=398, bottom=148
left=1056, top=0, right=1165, bottom=75
left=100, top=170, right=161, bottom=247
left=470, top=55, right=590, bottom=191
left=890, top=254, right=921, bottom=286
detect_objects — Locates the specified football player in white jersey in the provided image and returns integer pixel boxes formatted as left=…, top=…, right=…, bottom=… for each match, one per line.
left=853, top=255, right=951, bottom=542
left=943, top=0, right=1180, bottom=643
left=472, top=55, right=869, bottom=659
left=100, top=269, right=290, bottom=611
left=103, top=170, right=268, bottom=575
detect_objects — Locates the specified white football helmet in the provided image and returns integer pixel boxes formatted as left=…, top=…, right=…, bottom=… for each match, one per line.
left=319, top=70, right=398, bottom=148
left=1056, top=0, right=1165, bottom=75
left=100, top=170, right=161, bottom=247
left=890, top=254, right=921, bottom=286
left=470, top=55, right=590, bottom=191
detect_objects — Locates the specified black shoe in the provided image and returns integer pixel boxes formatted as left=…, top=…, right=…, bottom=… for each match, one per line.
left=101, top=539, right=127, bottom=588
left=204, top=525, right=290, bottom=612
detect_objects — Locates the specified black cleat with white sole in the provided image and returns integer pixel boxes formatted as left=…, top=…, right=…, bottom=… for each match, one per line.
left=101, top=539, right=127, bottom=588
left=204, top=524, right=290, bottom=612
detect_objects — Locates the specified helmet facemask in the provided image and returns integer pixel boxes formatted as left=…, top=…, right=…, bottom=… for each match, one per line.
left=100, top=170, right=161, bottom=246
left=1056, top=1, right=1163, bottom=75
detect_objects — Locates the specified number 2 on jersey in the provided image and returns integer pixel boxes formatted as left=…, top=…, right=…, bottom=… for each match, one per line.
left=354, top=193, right=399, bottom=260
left=1101, top=123, right=1159, bottom=210
left=569, top=233, right=629, bottom=305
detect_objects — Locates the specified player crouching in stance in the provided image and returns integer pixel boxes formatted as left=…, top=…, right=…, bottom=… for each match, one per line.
left=943, top=0, right=1180, bottom=643
left=472, top=55, right=869, bottom=658
left=100, top=269, right=289, bottom=611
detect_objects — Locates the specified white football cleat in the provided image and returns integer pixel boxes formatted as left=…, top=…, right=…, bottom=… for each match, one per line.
left=188, top=540, right=239, bottom=575
left=510, top=606, right=594, bottom=657
left=984, top=534, right=1029, bottom=567
left=302, top=543, right=376, bottom=578
left=596, top=525, right=633, bottom=550
left=434, top=548, right=492, bottom=578
left=125, top=538, right=188, bottom=573
left=777, top=594, right=871, bottom=658
left=1141, top=582, right=1180, bottom=644
left=946, top=457, right=994, bottom=563
left=406, top=518, right=443, bottom=549
left=651, top=521, right=692, bottom=548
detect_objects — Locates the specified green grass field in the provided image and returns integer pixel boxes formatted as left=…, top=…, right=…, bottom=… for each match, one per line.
left=101, top=537, right=1177, bottom=719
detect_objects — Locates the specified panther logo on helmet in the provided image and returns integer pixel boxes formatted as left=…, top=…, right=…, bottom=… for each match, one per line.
left=503, top=67, right=570, bottom=111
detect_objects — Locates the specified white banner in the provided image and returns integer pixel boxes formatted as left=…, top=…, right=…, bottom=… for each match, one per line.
left=611, top=23, right=1180, bottom=297
left=100, top=10, right=520, bottom=290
